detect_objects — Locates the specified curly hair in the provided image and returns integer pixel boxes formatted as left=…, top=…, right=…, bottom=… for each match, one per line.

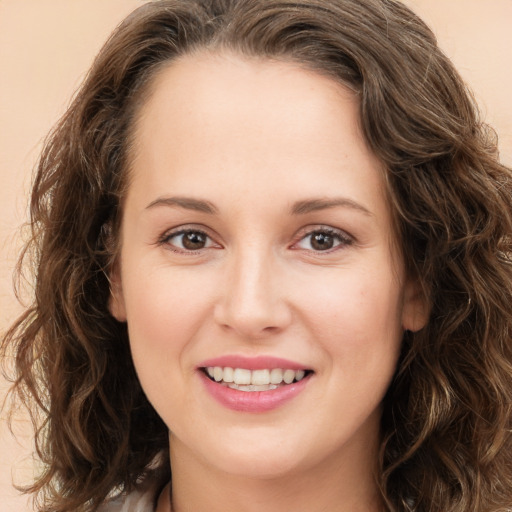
left=2, top=0, right=512, bottom=511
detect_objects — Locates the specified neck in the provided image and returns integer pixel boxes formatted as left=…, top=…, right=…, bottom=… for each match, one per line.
left=165, top=435, right=383, bottom=512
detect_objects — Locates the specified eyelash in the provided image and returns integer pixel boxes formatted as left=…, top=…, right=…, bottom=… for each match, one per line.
left=292, top=227, right=353, bottom=253
left=157, top=226, right=353, bottom=254
left=157, top=227, right=217, bottom=254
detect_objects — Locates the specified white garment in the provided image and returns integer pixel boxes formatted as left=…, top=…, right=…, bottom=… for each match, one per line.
left=97, top=484, right=159, bottom=512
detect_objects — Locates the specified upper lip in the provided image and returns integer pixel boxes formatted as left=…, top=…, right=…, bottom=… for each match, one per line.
left=197, top=355, right=311, bottom=371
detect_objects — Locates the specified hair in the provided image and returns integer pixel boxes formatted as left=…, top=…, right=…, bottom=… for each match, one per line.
left=2, top=0, right=512, bottom=510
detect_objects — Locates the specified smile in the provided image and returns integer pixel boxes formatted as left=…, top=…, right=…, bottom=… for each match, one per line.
left=199, top=358, right=313, bottom=412
left=203, top=367, right=309, bottom=391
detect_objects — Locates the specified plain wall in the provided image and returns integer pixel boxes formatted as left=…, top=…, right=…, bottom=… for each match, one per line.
left=1, top=1, right=511, bottom=510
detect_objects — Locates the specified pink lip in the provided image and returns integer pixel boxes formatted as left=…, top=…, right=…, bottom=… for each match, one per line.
left=198, top=355, right=308, bottom=371
left=199, top=370, right=312, bottom=413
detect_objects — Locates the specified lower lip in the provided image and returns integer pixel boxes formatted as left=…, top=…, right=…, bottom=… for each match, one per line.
left=199, top=371, right=311, bottom=413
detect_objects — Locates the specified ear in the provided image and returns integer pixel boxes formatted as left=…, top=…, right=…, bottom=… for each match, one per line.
left=108, top=261, right=127, bottom=322
left=402, top=277, right=429, bottom=332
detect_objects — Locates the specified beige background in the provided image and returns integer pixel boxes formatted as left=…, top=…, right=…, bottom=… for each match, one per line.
left=1, top=1, right=511, bottom=510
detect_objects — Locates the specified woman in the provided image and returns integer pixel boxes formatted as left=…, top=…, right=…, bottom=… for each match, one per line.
left=2, top=0, right=512, bottom=511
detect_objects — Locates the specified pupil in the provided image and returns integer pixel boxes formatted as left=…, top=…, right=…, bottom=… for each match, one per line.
left=183, top=231, right=206, bottom=250
left=311, top=232, right=333, bottom=251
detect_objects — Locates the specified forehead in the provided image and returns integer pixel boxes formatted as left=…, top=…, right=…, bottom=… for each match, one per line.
left=131, top=53, right=382, bottom=186
left=135, top=52, right=367, bottom=154
left=125, top=53, right=394, bottom=227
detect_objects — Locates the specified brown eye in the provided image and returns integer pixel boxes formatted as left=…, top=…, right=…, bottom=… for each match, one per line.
left=182, top=231, right=207, bottom=250
left=295, top=228, right=351, bottom=252
left=164, top=230, right=212, bottom=251
left=310, top=232, right=335, bottom=251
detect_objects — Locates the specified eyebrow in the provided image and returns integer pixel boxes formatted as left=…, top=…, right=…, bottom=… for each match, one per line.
left=291, top=197, right=373, bottom=216
left=145, top=195, right=372, bottom=217
left=145, top=196, right=218, bottom=214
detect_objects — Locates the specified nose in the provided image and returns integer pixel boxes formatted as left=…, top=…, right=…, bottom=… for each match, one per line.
left=213, top=247, right=292, bottom=339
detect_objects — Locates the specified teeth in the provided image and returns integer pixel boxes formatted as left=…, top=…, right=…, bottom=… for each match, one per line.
left=227, top=383, right=279, bottom=392
left=213, top=366, right=223, bottom=382
left=295, top=370, right=305, bottom=381
left=204, top=367, right=308, bottom=387
left=233, top=368, right=251, bottom=385
left=222, top=366, right=234, bottom=383
left=270, top=368, right=283, bottom=384
left=283, top=369, right=295, bottom=384
left=251, top=369, right=270, bottom=385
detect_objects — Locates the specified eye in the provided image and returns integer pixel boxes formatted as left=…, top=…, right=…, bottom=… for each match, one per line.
left=161, top=229, right=216, bottom=252
left=294, top=228, right=352, bottom=252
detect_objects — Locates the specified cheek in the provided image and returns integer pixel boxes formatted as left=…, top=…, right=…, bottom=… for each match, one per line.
left=297, top=266, right=404, bottom=365
left=300, top=265, right=403, bottom=326
left=121, top=264, right=215, bottom=367
left=121, top=266, right=217, bottom=421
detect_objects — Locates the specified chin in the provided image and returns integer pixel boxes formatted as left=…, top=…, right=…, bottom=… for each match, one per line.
left=216, top=451, right=306, bottom=480
left=199, top=427, right=319, bottom=480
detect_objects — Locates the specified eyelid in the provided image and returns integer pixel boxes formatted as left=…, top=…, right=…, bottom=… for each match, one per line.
left=156, top=223, right=353, bottom=254
left=290, top=225, right=354, bottom=252
left=157, top=224, right=222, bottom=252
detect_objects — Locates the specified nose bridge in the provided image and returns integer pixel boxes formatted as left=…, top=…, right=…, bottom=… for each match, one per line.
left=214, top=242, right=291, bottom=337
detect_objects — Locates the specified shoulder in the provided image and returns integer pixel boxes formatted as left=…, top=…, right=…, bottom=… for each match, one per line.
left=97, top=480, right=162, bottom=512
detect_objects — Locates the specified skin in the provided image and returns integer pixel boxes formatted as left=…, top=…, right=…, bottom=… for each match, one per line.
left=110, top=52, right=427, bottom=512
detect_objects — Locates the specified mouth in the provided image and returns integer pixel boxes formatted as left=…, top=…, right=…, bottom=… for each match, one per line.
left=197, top=355, right=314, bottom=412
left=201, top=366, right=313, bottom=392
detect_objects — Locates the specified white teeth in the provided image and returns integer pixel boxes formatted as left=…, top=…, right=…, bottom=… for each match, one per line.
left=204, top=366, right=308, bottom=388
left=251, top=369, right=270, bottom=385
left=228, top=383, right=279, bottom=392
left=270, top=368, right=283, bottom=384
left=222, top=366, right=234, bottom=383
left=213, top=366, right=223, bottom=382
left=233, top=368, right=252, bottom=385
left=283, top=369, right=295, bottom=384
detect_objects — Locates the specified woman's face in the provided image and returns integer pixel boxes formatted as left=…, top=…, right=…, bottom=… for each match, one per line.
left=110, top=53, right=426, bottom=480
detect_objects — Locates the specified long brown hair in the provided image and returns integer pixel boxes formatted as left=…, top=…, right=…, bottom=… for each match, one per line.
left=2, top=1, right=512, bottom=510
